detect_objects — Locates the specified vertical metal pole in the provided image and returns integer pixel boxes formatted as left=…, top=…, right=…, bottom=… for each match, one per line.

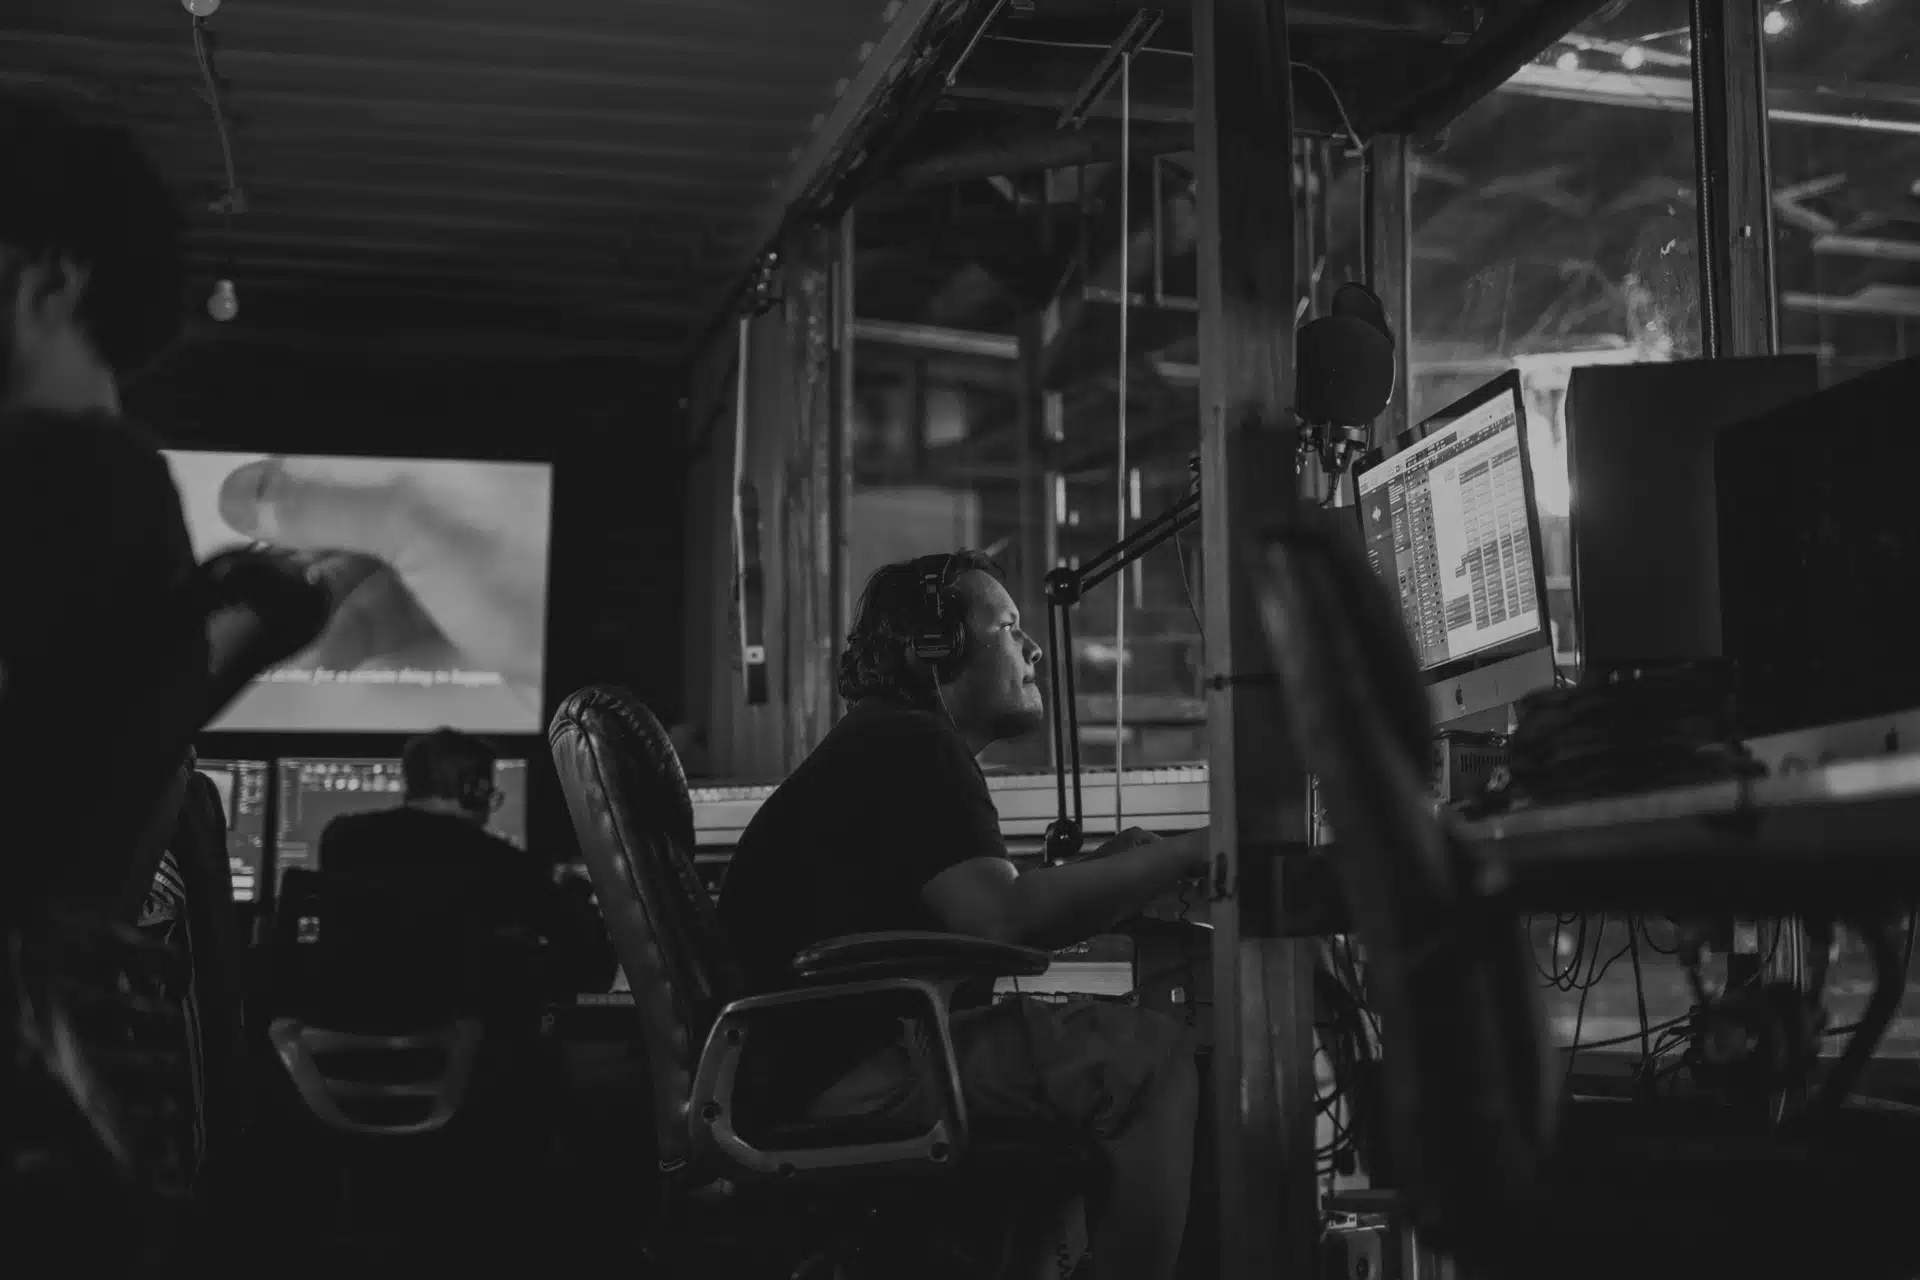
left=1193, top=0, right=1321, bottom=1276
left=1115, top=53, right=1132, bottom=815
left=1690, top=0, right=1778, bottom=359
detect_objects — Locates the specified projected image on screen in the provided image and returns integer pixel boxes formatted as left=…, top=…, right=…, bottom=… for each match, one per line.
left=273, top=756, right=530, bottom=892
left=197, top=758, right=270, bottom=902
left=164, top=449, right=552, bottom=733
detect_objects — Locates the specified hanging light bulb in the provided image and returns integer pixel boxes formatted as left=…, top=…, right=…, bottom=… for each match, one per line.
left=1762, top=8, right=1789, bottom=35
left=207, top=279, right=238, bottom=323
left=1555, top=50, right=1581, bottom=72
left=1619, top=45, right=1646, bottom=71
left=181, top=0, right=222, bottom=15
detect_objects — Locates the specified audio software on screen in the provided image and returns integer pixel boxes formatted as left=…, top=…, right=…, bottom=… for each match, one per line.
left=165, top=449, right=553, bottom=734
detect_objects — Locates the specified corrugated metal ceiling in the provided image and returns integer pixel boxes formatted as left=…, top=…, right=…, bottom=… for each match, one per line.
left=0, top=0, right=909, bottom=362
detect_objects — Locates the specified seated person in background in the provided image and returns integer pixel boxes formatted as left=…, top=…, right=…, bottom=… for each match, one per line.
left=316, top=728, right=615, bottom=1029
left=718, top=551, right=1209, bottom=1280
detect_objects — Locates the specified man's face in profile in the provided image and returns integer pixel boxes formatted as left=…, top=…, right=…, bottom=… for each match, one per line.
left=942, top=569, right=1046, bottom=743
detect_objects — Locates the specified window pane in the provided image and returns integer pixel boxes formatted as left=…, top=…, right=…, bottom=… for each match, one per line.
left=847, top=330, right=1055, bottom=770
left=1411, top=2, right=1702, bottom=672
left=1766, top=2, right=1920, bottom=385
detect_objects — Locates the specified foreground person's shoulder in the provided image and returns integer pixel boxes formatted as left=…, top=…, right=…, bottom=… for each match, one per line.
left=0, top=408, right=168, bottom=466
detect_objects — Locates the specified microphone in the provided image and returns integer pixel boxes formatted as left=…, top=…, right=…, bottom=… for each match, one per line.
left=1296, top=281, right=1398, bottom=480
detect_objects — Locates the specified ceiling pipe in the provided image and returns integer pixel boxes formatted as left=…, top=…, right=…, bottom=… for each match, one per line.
left=1009, top=0, right=1478, bottom=41
left=892, top=121, right=1194, bottom=188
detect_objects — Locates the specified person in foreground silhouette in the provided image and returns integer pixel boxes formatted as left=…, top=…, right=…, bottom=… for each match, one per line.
left=719, top=551, right=1207, bottom=1280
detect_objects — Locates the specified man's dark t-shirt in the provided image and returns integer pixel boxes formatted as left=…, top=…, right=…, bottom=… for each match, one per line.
left=718, top=697, right=1009, bottom=993
left=317, top=807, right=615, bottom=1019
left=0, top=410, right=199, bottom=901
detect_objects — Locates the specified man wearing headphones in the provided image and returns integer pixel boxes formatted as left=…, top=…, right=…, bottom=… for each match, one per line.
left=318, top=728, right=613, bottom=1017
left=719, top=551, right=1206, bottom=1280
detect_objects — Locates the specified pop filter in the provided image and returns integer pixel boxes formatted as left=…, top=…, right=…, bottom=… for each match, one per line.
left=1297, top=281, right=1397, bottom=427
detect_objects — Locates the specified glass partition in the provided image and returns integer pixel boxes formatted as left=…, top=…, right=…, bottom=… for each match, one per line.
left=1411, top=1, right=1702, bottom=672
left=1765, top=1, right=1920, bottom=385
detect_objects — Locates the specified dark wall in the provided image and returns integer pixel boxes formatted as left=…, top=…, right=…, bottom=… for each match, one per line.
left=127, top=341, right=688, bottom=864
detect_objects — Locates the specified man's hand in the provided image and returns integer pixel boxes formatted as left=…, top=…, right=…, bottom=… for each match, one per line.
left=1091, top=826, right=1211, bottom=876
left=1094, top=826, right=1162, bottom=857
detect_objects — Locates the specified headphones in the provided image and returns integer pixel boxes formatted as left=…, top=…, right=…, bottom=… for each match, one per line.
left=457, top=771, right=503, bottom=815
left=909, top=552, right=967, bottom=679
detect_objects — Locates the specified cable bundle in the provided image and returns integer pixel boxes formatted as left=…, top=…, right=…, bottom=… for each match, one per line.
left=1502, top=664, right=1764, bottom=807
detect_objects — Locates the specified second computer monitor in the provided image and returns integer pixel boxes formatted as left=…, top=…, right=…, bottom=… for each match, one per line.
left=1354, top=369, right=1555, bottom=725
left=197, top=758, right=271, bottom=902
left=273, top=756, right=529, bottom=892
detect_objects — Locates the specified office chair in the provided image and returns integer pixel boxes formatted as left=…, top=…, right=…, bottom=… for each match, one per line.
left=549, top=685, right=1106, bottom=1278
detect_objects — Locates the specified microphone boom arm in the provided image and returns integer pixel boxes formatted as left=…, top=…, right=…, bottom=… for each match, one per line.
left=1043, top=488, right=1202, bottom=862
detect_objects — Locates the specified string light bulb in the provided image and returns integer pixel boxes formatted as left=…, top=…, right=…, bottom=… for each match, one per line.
left=181, top=0, right=222, bottom=15
left=1762, top=8, right=1789, bottom=35
left=1620, top=45, right=1646, bottom=70
left=1555, top=50, right=1581, bottom=72
left=207, top=279, right=238, bottom=323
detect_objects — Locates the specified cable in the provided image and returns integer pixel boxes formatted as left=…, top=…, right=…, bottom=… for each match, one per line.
left=1290, top=59, right=1365, bottom=155
left=188, top=18, right=240, bottom=206
left=1627, top=915, right=1652, bottom=1063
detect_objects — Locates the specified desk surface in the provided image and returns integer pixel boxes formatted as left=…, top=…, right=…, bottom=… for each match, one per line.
left=1441, top=753, right=1920, bottom=914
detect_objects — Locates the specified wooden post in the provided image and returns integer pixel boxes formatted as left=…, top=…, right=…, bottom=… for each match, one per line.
left=1365, top=133, right=1414, bottom=446
left=828, top=209, right=856, bottom=724
left=1192, top=1, right=1322, bottom=1277
left=1690, top=0, right=1778, bottom=359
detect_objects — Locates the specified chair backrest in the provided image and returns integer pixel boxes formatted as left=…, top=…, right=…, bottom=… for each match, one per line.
left=268, top=1017, right=482, bottom=1137
left=548, top=686, right=741, bottom=1174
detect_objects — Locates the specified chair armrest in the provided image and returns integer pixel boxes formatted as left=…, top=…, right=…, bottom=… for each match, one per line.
left=688, top=977, right=968, bottom=1182
left=791, top=931, right=1051, bottom=984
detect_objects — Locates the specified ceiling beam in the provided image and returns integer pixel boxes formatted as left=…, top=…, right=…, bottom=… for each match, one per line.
left=195, top=324, right=680, bottom=362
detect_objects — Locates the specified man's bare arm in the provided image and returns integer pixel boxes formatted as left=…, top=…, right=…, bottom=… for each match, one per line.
left=921, top=829, right=1208, bottom=949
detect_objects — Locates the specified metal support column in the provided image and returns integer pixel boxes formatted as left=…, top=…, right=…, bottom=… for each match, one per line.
left=1690, top=0, right=1779, bottom=358
left=1365, top=133, right=1414, bottom=446
left=1193, top=0, right=1322, bottom=1276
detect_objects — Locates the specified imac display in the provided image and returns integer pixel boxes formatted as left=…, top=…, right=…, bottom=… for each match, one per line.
left=196, top=758, right=270, bottom=902
left=273, top=756, right=530, bottom=892
left=1355, top=370, right=1555, bottom=724
left=162, top=449, right=552, bottom=734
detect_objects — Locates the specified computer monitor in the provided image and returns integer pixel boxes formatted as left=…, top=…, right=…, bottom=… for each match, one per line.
left=1354, top=369, right=1556, bottom=725
left=196, top=758, right=270, bottom=902
left=273, top=755, right=530, bottom=892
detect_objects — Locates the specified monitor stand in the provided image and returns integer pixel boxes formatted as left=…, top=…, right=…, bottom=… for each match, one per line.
left=1429, top=646, right=1556, bottom=729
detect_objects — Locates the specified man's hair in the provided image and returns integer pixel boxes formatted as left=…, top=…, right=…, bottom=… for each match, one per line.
left=837, top=549, right=1002, bottom=704
left=0, top=92, right=187, bottom=376
left=401, top=728, right=498, bottom=804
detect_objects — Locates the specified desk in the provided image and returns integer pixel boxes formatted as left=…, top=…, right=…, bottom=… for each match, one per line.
left=689, top=766, right=1210, bottom=850
left=1461, top=753, right=1920, bottom=915
left=1225, top=754, right=1920, bottom=932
